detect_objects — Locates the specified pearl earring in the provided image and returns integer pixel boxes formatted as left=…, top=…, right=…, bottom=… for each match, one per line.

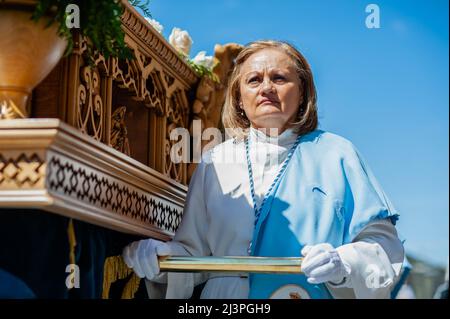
left=238, top=103, right=245, bottom=116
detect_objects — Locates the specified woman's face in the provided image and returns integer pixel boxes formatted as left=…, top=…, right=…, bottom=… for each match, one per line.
left=239, top=48, right=302, bottom=135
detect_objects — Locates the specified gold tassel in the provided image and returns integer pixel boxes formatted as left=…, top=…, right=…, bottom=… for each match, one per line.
left=121, top=273, right=141, bottom=299
left=102, top=255, right=141, bottom=299
left=67, top=219, right=77, bottom=266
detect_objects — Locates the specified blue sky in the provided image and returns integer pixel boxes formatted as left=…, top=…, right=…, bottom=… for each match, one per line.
left=143, top=0, right=449, bottom=267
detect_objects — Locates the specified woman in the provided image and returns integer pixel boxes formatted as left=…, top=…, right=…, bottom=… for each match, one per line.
left=123, top=40, right=405, bottom=299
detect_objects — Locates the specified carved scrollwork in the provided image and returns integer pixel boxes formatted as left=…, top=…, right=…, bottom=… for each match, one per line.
left=59, top=2, right=200, bottom=184
left=77, top=66, right=103, bottom=141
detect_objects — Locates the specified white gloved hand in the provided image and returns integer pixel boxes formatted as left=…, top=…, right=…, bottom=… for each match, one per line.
left=301, top=243, right=350, bottom=285
left=122, top=238, right=171, bottom=280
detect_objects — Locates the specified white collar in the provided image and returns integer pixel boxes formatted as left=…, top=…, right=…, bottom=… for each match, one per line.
left=249, top=126, right=298, bottom=147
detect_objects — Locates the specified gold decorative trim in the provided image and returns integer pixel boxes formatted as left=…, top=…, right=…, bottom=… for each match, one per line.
left=68, top=218, right=77, bottom=265
left=102, top=255, right=141, bottom=299
left=0, top=119, right=187, bottom=239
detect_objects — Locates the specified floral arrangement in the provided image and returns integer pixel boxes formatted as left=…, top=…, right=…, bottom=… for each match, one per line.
left=165, top=25, right=219, bottom=83
left=144, top=18, right=218, bottom=82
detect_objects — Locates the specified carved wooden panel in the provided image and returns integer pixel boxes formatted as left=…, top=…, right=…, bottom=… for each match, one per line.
left=0, top=119, right=187, bottom=238
left=26, top=0, right=199, bottom=186
left=47, top=153, right=182, bottom=233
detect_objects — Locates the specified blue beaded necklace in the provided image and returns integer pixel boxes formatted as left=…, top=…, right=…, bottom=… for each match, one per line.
left=245, top=130, right=302, bottom=254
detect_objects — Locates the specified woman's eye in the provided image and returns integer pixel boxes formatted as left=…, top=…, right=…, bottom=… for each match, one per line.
left=273, top=75, right=286, bottom=82
left=248, top=77, right=260, bottom=84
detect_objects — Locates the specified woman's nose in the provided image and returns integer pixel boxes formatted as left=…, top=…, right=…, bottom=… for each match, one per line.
left=261, top=78, right=275, bottom=94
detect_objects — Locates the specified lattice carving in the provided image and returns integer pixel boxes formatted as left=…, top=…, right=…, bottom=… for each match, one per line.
left=112, top=57, right=140, bottom=99
left=109, top=47, right=183, bottom=115
left=163, top=72, right=175, bottom=88
left=163, top=87, right=190, bottom=183
left=144, top=69, right=166, bottom=114
left=167, top=90, right=186, bottom=126
left=164, top=123, right=184, bottom=184
left=47, top=154, right=183, bottom=232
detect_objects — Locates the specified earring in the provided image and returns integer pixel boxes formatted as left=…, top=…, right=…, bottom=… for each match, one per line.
left=238, top=103, right=245, bottom=116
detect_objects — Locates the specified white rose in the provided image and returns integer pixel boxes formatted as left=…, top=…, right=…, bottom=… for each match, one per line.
left=169, top=27, right=193, bottom=56
left=145, top=18, right=163, bottom=34
left=192, top=51, right=215, bottom=70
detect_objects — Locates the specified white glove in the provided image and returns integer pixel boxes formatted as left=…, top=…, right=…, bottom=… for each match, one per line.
left=301, top=243, right=350, bottom=285
left=122, top=238, right=171, bottom=280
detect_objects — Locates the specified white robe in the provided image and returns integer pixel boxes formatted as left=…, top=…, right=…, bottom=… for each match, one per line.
left=146, top=127, right=404, bottom=299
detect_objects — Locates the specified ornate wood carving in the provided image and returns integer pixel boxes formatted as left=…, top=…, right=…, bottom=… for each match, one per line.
left=0, top=119, right=187, bottom=239
left=77, top=66, right=104, bottom=141
left=111, top=106, right=131, bottom=156
left=47, top=153, right=182, bottom=233
left=1, top=1, right=241, bottom=239
left=40, top=1, right=201, bottom=185
left=120, top=3, right=198, bottom=88
left=0, top=152, right=46, bottom=189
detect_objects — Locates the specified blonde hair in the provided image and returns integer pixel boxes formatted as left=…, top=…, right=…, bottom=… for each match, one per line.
left=222, top=40, right=318, bottom=139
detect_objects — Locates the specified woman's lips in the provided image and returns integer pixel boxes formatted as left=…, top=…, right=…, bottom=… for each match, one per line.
left=258, top=99, right=280, bottom=106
